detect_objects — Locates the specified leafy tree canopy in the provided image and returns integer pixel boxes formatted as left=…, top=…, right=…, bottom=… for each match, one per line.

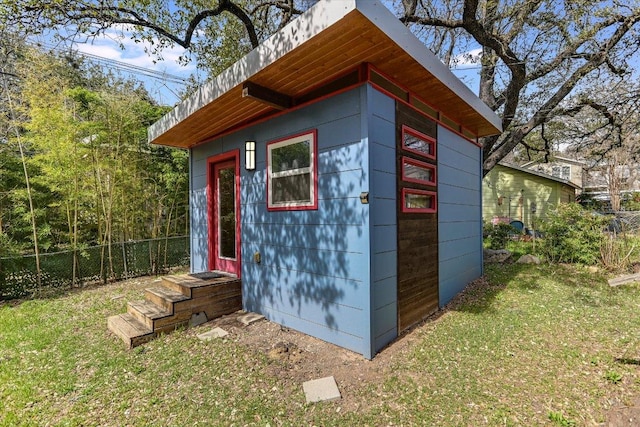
left=2, top=0, right=640, bottom=174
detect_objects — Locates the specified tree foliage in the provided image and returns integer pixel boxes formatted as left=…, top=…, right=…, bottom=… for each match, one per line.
left=399, top=0, right=640, bottom=175
left=1, top=44, right=188, bottom=255
left=539, top=202, right=609, bottom=265
left=4, top=0, right=640, bottom=174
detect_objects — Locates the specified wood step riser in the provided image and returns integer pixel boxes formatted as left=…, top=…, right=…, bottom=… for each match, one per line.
left=107, top=314, right=154, bottom=349
left=127, top=303, right=192, bottom=330
left=162, top=279, right=192, bottom=297
left=109, top=274, right=243, bottom=349
left=173, top=289, right=241, bottom=314
left=161, top=277, right=241, bottom=299
left=192, top=294, right=242, bottom=320
left=154, top=321, right=189, bottom=335
left=143, top=292, right=174, bottom=314
left=143, top=289, right=187, bottom=314
left=192, top=281, right=241, bottom=299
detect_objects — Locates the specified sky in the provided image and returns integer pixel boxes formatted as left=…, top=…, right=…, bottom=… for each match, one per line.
left=54, top=19, right=483, bottom=107
left=57, top=27, right=201, bottom=106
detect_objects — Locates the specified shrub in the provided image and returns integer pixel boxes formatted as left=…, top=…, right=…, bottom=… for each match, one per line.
left=486, top=222, right=517, bottom=250
left=539, top=203, right=609, bottom=265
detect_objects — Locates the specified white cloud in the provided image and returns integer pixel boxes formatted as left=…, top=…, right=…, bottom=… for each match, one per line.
left=73, top=27, right=196, bottom=75
left=69, top=26, right=199, bottom=104
left=452, top=48, right=482, bottom=69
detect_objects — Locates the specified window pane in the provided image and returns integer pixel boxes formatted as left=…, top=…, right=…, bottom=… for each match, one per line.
left=403, top=132, right=434, bottom=156
left=272, top=173, right=311, bottom=204
left=272, top=140, right=311, bottom=173
left=218, top=167, right=236, bottom=259
left=405, top=192, right=434, bottom=209
left=404, top=160, right=434, bottom=184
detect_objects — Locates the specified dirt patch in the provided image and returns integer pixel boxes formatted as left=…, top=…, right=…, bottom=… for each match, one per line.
left=188, top=309, right=427, bottom=412
left=179, top=276, right=499, bottom=412
left=605, top=397, right=640, bottom=426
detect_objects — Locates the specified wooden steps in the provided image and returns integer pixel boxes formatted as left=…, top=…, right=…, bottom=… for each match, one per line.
left=108, top=273, right=241, bottom=348
left=107, top=313, right=154, bottom=348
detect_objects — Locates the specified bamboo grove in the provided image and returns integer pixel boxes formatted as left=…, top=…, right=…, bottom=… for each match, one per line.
left=0, top=42, right=189, bottom=259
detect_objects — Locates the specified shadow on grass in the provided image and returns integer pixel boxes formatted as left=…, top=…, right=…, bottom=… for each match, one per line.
left=442, top=262, right=531, bottom=314
left=615, top=357, right=640, bottom=366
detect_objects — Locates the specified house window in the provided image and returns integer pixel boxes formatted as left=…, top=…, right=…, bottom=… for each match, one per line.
left=402, top=188, right=437, bottom=213
left=402, top=157, right=436, bottom=186
left=552, top=165, right=570, bottom=180
left=267, top=130, right=318, bottom=211
left=402, top=125, right=436, bottom=160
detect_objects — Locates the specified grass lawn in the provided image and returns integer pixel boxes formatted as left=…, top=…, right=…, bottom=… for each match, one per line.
left=1, top=263, right=640, bottom=426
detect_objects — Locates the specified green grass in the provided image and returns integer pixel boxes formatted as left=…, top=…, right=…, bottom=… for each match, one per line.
left=2, top=265, right=640, bottom=425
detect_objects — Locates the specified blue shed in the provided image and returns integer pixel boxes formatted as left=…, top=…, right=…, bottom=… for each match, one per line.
left=148, top=0, right=501, bottom=359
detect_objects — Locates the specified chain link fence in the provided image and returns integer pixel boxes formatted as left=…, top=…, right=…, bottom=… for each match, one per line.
left=0, top=236, right=189, bottom=300
left=612, top=211, right=640, bottom=234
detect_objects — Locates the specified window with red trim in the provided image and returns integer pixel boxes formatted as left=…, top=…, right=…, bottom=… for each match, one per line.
left=402, top=188, right=437, bottom=213
left=402, top=125, right=436, bottom=160
left=400, top=124, right=437, bottom=213
left=267, top=130, right=318, bottom=211
left=402, top=157, right=436, bottom=186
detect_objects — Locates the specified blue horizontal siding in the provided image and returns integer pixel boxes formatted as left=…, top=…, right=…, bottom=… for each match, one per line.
left=189, top=185, right=208, bottom=273
left=371, top=142, right=395, bottom=172
left=438, top=205, right=482, bottom=223
left=242, top=198, right=367, bottom=225
left=372, top=224, right=396, bottom=253
left=373, top=276, right=397, bottom=310
left=371, top=169, right=395, bottom=200
left=438, top=164, right=479, bottom=189
left=438, top=182, right=482, bottom=204
left=368, top=86, right=398, bottom=355
left=439, top=252, right=482, bottom=304
left=258, top=306, right=365, bottom=355
left=439, top=220, right=482, bottom=242
left=229, top=86, right=372, bottom=357
left=438, top=125, right=483, bottom=307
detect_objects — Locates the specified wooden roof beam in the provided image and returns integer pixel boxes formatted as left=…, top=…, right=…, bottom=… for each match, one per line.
left=242, top=81, right=292, bottom=110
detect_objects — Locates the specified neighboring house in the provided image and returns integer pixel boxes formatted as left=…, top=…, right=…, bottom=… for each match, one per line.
left=522, top=155, right=640, bottom=207
left=581, top=163, right=640, bottom=204
left=521, top=155, right=586, bottom=190
left=148, top=0, right=501, bottom=359
left=484, top=163, right=579, bottom=230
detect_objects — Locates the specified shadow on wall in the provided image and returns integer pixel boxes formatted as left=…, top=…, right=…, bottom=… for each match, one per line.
left=242, top=135, right=368, bottom=333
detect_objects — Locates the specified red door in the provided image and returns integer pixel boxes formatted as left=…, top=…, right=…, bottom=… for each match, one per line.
left=208, top=152, right=240, bottom=276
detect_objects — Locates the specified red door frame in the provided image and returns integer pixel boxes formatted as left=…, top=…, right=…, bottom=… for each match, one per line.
left=206, top=149, right=241, bottom=277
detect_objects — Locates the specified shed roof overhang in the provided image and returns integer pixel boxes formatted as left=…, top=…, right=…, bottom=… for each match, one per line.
left=148, top=0, right=502, bottom=149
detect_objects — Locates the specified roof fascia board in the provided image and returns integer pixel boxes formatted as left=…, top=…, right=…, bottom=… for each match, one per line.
left=148, top=0, right=357, bottom=143
left=355, top=0, right=501, bottom=134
